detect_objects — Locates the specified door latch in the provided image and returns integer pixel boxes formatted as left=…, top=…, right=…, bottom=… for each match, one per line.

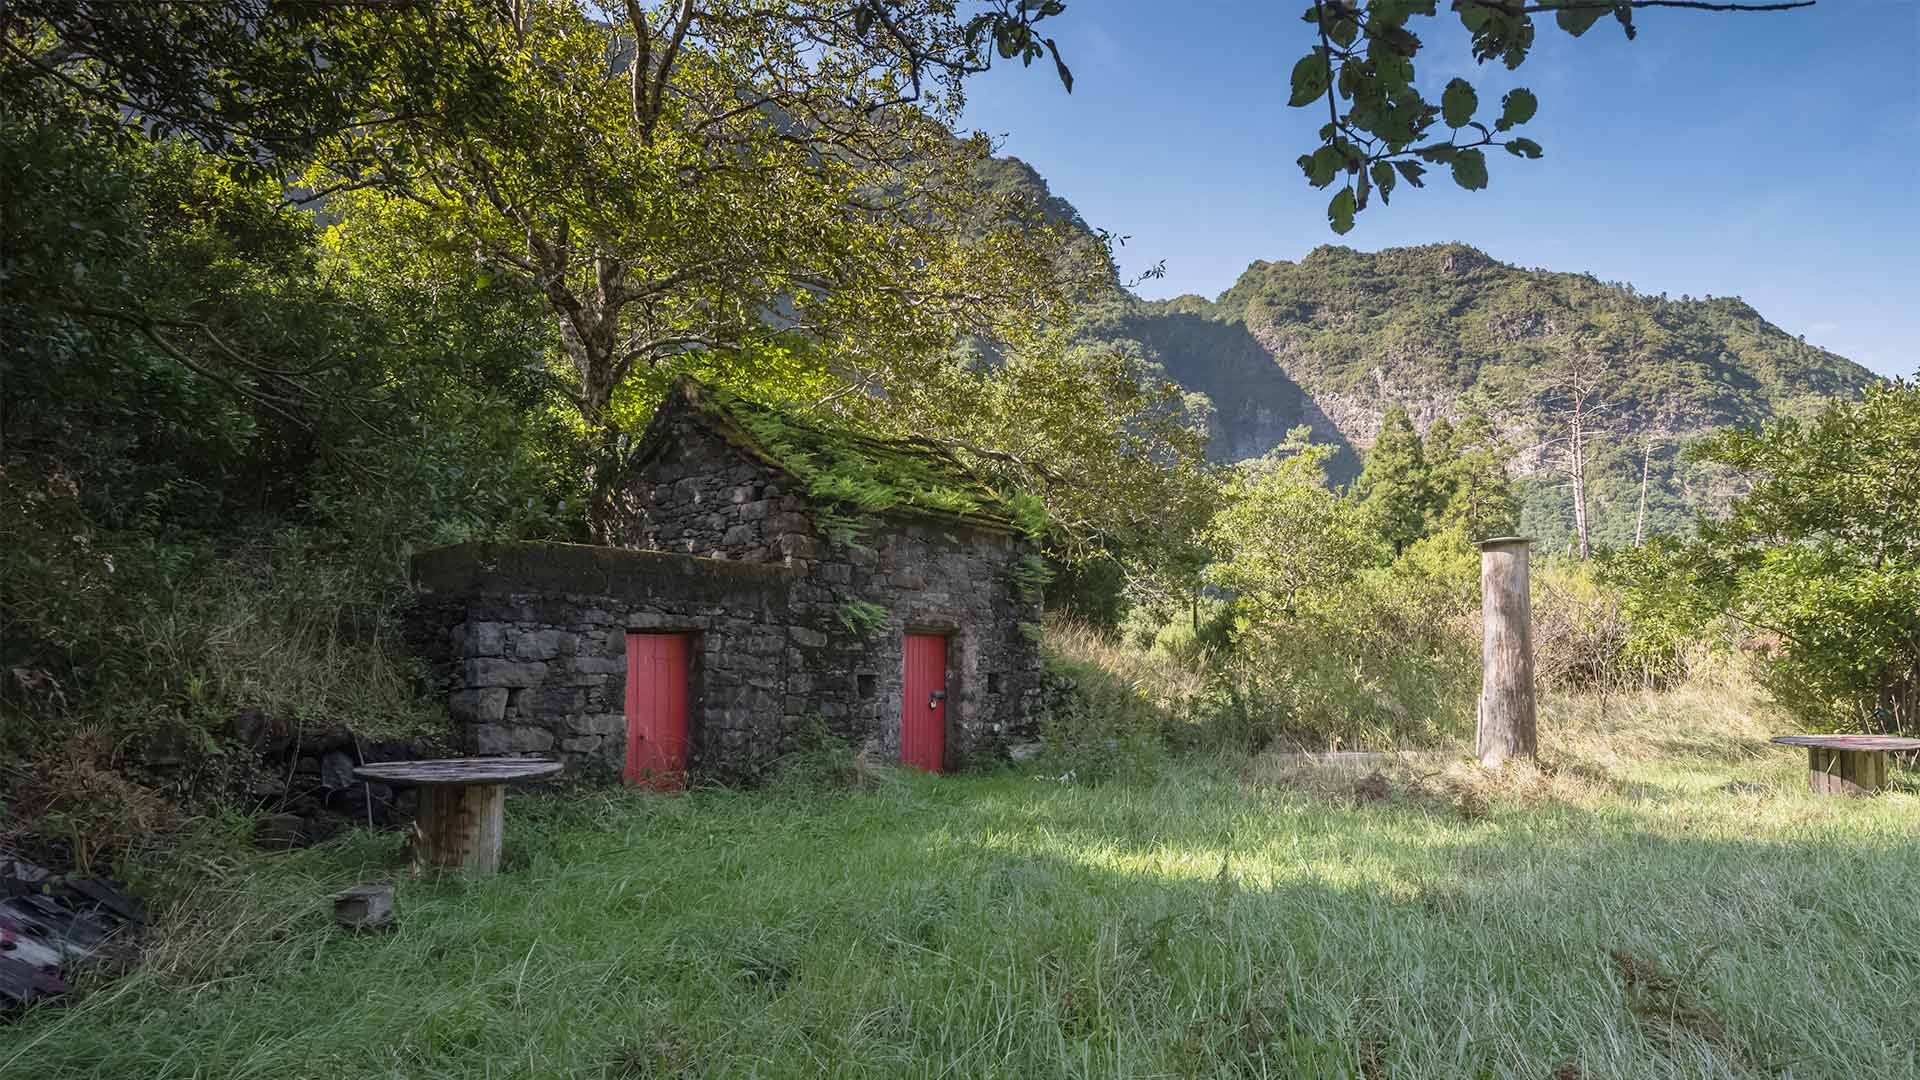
left=929, top=690, right=946, bottom=708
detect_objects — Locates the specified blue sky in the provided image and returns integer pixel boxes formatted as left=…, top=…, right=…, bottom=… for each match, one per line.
left=959, top=1, right=1918, bottom=378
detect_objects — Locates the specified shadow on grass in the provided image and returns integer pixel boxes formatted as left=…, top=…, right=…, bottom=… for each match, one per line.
left=8, top=770, right=1918, bottom=1080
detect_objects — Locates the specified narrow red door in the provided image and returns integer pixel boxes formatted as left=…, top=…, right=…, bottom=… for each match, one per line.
left=901, top=634, right=947, bottom=772
left=625, top=632, right=690, bottom=790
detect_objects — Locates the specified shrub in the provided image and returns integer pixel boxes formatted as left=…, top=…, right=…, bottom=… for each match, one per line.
left=4, top=728, right=174, bottom=874
left=1198, top=625, right=1475, bottom=754
left=1610, top=384, right=1920, bottom=733
left=1034, top=621, right=1191, bottom=783
left=1530, top=559, right=1639, bottom=693
left=764, top=717, right=890, bottom=793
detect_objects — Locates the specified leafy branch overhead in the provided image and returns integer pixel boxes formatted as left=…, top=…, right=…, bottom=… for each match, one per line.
left=1285, top=0, right=1815, bottom=234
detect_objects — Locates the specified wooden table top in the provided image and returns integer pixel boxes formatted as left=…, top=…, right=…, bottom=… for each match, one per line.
left=1770, top=735, right=1920, bottom=752
left=352, top=758, right=564, bottom=786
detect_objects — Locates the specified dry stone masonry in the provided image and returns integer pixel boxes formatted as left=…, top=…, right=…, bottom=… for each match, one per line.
left=409, top=379, right=1045, bottom=782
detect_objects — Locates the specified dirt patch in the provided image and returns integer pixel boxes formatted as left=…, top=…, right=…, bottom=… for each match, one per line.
left=604, top=1019, right=703, bottom=1079
left=1352, top=770, right=1392, bottom=803
left=1606, top=945, right=1758, bottom=1065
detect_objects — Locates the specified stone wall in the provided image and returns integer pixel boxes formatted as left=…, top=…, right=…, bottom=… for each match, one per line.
left=411, top=421, right=1045, bottom=781
left=605, top=414, right=1045, bottom=764
left=841, top=522, right=1044, bottom=761
left=224, top=714, right=444, bottom=848
left=605, top=413, right=821, bottom=565
left=410, top=544, right=804, bottom=782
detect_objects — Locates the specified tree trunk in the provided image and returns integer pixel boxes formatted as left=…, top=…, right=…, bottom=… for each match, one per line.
left=1634, top=433, right=1652, bottom=547
left=1477, top=537, right=1537, bottom=767
left=553, top=291, right=628, bottom=543
left=583, top=424, right=627, bottom=543
left=1569, top=401, right=1590, bottom=560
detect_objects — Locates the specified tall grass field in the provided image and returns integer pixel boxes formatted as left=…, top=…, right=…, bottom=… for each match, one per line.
left=5, top=688, right=1915, bottom=1079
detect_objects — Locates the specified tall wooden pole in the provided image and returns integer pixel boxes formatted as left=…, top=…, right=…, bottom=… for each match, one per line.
left=1477, top=536, right=1537, bottom=767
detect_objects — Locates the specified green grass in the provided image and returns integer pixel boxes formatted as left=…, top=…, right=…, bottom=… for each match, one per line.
left=7, top=690, right=1918, bottom=1079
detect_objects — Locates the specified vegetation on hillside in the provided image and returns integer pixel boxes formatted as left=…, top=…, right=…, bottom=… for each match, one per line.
left=1099, top=242, right=1879, bottom=551
left=1, top=9, right=1911, bottom=1076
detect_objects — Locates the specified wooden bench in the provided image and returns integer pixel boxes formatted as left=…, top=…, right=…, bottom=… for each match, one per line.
left=353, top=758, right=562, bottom=876
left=1770, top=735, right=1920, bottom=796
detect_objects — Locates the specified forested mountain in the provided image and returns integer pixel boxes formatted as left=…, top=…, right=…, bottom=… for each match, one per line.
left=989, top=152, right=1882, bottom=548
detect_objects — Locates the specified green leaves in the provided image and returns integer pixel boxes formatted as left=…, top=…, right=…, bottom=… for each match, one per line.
left=1046, top=39, right=1073, bottom=93
left=1449, top=148, right=1488, bottom=190
left=1547, top=1, right=1636, bottom=41
left=1554, top=3, right=1608, bottom=37
left=1370, top=161, right=1396, bottom=205
left=1440, top=78, right=1477, bottom=128
left=1497, top=88, right=1537, bottom=131
left=1298, top=146, right=1339, bottom=188
left=1615, top=385, right=1920, bottom=732
left=1327, top=187, right=1356, bottom=235
left=1289, top=0, right=1730, bottom=232
left=1288, top=51, right=1330, bottom=107
left=1299, top=141, right=1364, bottom=189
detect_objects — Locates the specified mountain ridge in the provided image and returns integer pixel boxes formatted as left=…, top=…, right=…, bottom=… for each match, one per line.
left=981, top=155, right=1879, bottom=546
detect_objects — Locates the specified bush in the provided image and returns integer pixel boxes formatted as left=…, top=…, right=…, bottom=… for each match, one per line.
left=764, top=717, right=892, bottom=793
left=1609, top=384, right=1920, bottom=734
left=1200, top=637, right=1475, bottom=754
left=1033, top=621, right=1193, bottom=783
left=1530, top=559, right=1639, bottom=692
left=3, top=728, right=174, bottom=874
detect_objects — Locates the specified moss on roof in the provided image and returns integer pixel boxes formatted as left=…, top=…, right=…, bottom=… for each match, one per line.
left=638, top=377, right=1044, bottom=537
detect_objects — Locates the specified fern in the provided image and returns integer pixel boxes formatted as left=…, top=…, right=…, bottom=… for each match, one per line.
left=836, top=599, right=890, bottom=636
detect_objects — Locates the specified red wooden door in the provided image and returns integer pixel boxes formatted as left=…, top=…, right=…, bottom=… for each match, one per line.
left=901, top=634, right=948, bottom=772
left=625, top=632, right=690, bottom=790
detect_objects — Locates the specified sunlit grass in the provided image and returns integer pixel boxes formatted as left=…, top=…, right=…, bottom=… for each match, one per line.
left=6, top=688, right=1916, bottom=1079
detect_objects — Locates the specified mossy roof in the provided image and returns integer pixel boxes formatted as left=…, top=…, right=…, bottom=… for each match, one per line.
left=634, top=377, right=1030, bottom=534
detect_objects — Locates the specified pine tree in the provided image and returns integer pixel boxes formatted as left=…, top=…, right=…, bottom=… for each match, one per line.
left=1427, top=412, right=1520, bottom=540
left=1353, top=405, right=1432, bottom=554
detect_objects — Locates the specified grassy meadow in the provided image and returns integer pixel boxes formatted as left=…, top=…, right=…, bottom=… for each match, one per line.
left=6, top=687, right=1916, bottom=1080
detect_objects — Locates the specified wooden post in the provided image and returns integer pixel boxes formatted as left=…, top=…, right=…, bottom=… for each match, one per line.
left=413, top=783, right=506, bottom=876
left=1477, top=536, right=1537, bottom=767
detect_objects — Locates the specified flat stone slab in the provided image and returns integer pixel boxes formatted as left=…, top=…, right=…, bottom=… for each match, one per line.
left=1770, top=735, right=1920, bottom=752
left=352, top=758, right=563, bottom=787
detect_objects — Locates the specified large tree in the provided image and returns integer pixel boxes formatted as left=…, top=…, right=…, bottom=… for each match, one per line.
left=308, top=1, right=1105, bottom=532
left=1611, top=384, right=1920, bottom=734
left=1203, top=431, right=1384, bottom=621
left=1426, top=411, right=1520, bottom=540
left=1353, top=405, right=1433, bottom=554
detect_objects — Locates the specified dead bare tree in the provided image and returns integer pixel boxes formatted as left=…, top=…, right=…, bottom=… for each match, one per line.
left=1545, top=342, right=1616, bottom=560
left=1633, top=428, right=1654, bottom=547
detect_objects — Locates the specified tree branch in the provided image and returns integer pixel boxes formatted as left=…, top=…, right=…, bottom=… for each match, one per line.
left=1474, top=1, right=1815, bottom=11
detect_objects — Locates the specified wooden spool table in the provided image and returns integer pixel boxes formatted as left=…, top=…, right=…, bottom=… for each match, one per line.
left=353, top=758, right=562, bottom=876
left=1770, top=735, right=1919, bottom=796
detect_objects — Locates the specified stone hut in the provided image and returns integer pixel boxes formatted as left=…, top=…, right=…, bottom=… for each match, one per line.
left=409, top=378, right=1045, bottom=783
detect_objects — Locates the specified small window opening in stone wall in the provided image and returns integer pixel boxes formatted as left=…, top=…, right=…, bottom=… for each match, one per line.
left=858, top=673, right=878, bottom=698
left=986, top=673, right=1003, bottom=694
